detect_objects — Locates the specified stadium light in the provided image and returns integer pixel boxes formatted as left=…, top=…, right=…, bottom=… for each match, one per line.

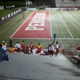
left=25, top=0, right=32, bottom=11
left=25, top=0, right=28, bottom=11
left=27, top=0, right=29, bottom=11
left=27, top=0, right=32, bottom=11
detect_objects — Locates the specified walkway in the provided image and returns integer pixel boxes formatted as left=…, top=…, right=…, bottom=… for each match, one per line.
left=0, top=53, right=80, bottom=80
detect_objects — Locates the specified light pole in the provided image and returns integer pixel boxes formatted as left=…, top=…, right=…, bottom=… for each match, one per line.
left=27, top=0, right=31, bottom=11
left=25, top=0, right=27, bottom=11
left=27, top=0, right=32, bottom=11
left=25, top=0, right=29, bottom=11
left=25, top=0, right=32, bottom=11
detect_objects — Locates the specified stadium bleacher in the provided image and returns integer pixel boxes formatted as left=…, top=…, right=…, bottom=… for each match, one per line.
left=0, top=52, right=80, bottom=80
left=55, top=0, right=80, bottom=8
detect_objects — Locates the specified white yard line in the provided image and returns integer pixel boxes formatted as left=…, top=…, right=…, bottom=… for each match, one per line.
left=57, top=12, right=73, bottom=38
left=49, top=11, right=53, bottom=39
left=56, top=38, right=80, bottom=40
left=63, top=12, right=80, bottom=32
left=73, top=12, right=80, bottom=18
left=66, top=11, right=80, bottom=26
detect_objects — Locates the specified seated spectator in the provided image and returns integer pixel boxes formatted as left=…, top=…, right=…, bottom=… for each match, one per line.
left=15, top=42, right=21, bottom=52
left=0, top=44, right=9, bottom=61
left=2, top=41, right=7, bottom=52
left=25, top=46, right=30, bottom=54
left=39, top=51, right=45, bottom=56
left=9, top=38, right=12, bottom=47
left=37, top=43, right=42, bottom=53
left=55, top=41, right=60, bottom=55
left=47, top=44, right=52, bottom=55
left=9, top=46, right=15, bottom=52
left=21, top=40, right=26, bottom=53
left=32, top=48, right=37, bottom=55
left=76, top=44, right=80, bottom=50
left=2, top=41, right=7, bottom=46
left=51, top=42, right=55, bottom=56
left=29, top=42, right=34, bottom=53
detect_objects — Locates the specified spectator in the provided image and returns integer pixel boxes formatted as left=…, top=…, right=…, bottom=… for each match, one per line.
left=2, top=41, right=7, bottom=46
left=2, top=41, right=7, bottom=52
left=15, top=42, right=21, bottom=52
left=9, top=38, right=12, bottom=47
left=51, top=42, right=55, bottom=56
left=37, top=43, right=42, bottom=53
left=47, top=44, right=52, bottom=55
left=9, top=46, right=15, bottom=53
left=25, top=46, right=30, bottom=54
left=53, top=33, right=56, bottom=42
left=29, top=42, right=34, bottom=53
left=21, top=40, right=26, bottom=53
left=76, top=44, right=80, bottom=50
left=55, top=41, right=60, bottom=55
left=0, top=44, right=9, bottom=61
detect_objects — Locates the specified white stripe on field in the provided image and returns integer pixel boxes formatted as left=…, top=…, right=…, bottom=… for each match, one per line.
left=56, top=38, right=80, bottom=40
left=73, top=12, right=80, bottom=18
left=49, top=11, right=52, bottom=39
left=66, top=11, right=80, bottom=26
left=12, top=37, right=80, bottom=40
left=57, top=12, right=73, bottom=38
left=63, top=12, right=80, bottom=32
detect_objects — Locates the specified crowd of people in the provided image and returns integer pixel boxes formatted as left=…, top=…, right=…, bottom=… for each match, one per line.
left=0, top=38, right=62, bottom=61
left=47, top=41, right=60, bottom=56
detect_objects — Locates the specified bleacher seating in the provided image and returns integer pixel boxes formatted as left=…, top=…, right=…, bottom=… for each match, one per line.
left=55, top=0, right=80, bottom=8
left=56, top=2, right=74, bottom=7
left=77, top=0, right=80, bottom=2
left=76, top=2, right=80, bottom=6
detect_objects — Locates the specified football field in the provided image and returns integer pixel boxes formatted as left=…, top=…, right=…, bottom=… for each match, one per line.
left=0, top=10, right=80, bottom=49
left=51, top=11, right=80, bottom=39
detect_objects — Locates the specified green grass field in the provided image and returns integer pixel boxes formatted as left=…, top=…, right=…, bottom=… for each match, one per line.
left=0, top=8, right=19, bottom=17
left=0, top=10, right=80, bottom=49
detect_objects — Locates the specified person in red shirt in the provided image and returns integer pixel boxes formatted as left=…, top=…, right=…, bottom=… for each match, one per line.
left=55, top=41, right=60, bottom=55
left=29, top=42, right=34, bottom=53
left=76, top=44, right=80, bottom=50
left=21, top=40, right=26, bottom=53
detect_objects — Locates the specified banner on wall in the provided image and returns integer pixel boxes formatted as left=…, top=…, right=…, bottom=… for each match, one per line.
left=1, top=16, right=5, bottom=21
left=0, top=8, right=22, bottom=21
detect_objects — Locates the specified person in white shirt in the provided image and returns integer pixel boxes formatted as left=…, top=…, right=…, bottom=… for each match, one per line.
left=2, top=41, right=7, bottom=52
left=15, top=42, right=21, bottom=52
left=2, top=45, right=6, bottom=51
